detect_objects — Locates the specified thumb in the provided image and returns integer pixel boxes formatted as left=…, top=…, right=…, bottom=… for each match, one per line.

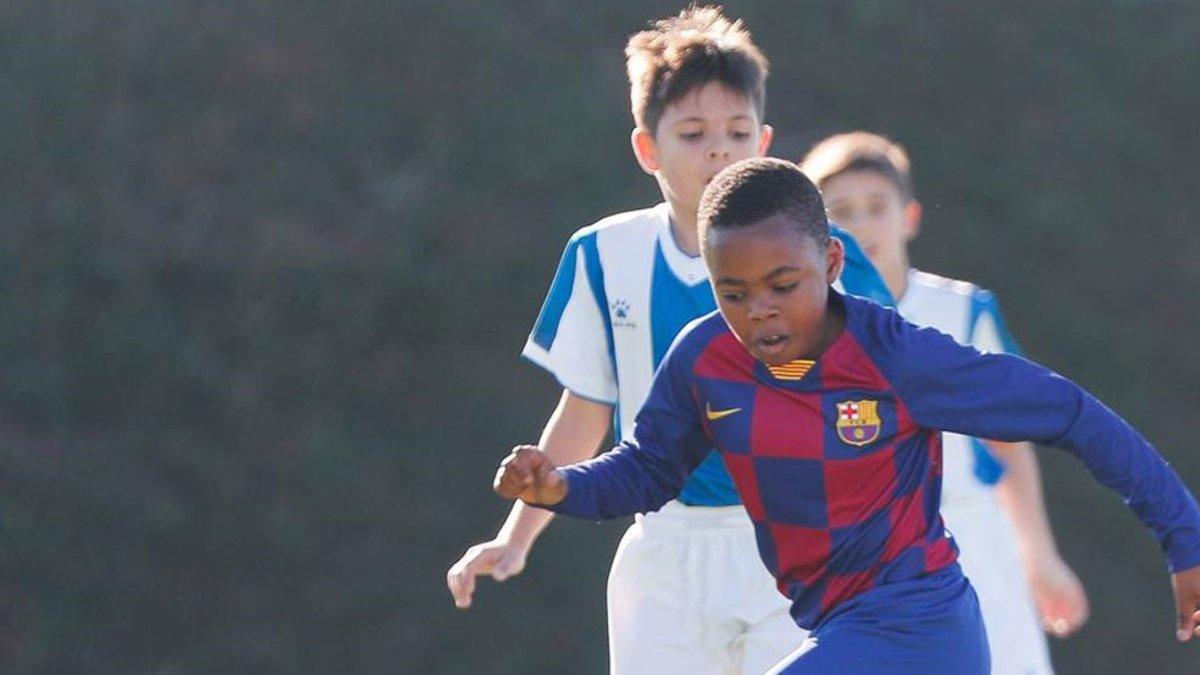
left=532, top=453, right=556, bottom=482
left=492, top=548, right=523, bottom=582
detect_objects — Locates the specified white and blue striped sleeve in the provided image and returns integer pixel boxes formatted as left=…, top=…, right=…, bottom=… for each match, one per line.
left=521, top=230, right=618, bottom=404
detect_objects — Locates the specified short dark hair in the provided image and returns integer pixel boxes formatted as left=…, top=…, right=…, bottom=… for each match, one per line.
left=799, top=131, right=914, bottom=199
left=698, top=157, right=830, bottom=250
left=626, top=5, right=768, bottom=135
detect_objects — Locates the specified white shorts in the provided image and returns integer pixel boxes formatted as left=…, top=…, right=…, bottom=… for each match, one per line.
left=942, top=496, right=1054, bottom=675
left=606, top=501, right=806, bottom=675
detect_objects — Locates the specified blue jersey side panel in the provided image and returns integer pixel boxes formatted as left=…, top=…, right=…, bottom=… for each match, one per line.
left=648, top=242, right=738, bottom=506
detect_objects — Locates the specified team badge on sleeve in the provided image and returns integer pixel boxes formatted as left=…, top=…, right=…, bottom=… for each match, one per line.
left=836, top=400, right=882, bottom=446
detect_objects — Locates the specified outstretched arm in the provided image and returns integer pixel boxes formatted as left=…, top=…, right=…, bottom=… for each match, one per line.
left=447, top=390, right=610, bottom=609
left=989, top=440, right=1089, bottom=637
left=880, top=315, right=1200, bottom=642
left=499, top=331, right=712, bottom=521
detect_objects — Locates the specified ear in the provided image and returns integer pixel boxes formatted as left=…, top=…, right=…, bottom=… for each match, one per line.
left=631, top=127, right=660, bottom=174
left=825, top=236, right=846, bottom=285
left=757, top=124, right=774, bottom=156
left=903, top=199, right=922, bottom=242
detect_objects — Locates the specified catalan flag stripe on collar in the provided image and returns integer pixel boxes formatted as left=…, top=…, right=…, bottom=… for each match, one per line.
left=767, top=359, right=816, bottom=381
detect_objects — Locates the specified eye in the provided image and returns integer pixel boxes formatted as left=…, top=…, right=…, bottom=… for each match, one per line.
left=720, top=291, right=745, bottom=302
left=730, top=130, right=752, bottom=141
left=773, top=282, right=799, bottom=295
left=680, top=131, right=703, bottom=142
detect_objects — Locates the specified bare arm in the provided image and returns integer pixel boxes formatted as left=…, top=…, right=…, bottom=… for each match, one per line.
left=447, top=390, right=612, bottom=608
left=989, top=440, right=1090, bottom=637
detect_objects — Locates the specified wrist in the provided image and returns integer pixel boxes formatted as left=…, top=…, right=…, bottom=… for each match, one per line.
left=535, top=468, right=569, bottom=506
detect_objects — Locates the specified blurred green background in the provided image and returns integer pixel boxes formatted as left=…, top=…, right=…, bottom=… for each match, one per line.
left=2, top=1, right=1199, bottom=672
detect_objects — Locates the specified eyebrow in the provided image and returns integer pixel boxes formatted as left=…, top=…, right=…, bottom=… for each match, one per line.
left=828, top=190, right=891, bottom=205
left=673, top=114, right=754, bottom=125
left=715, top=265, right=801, bottom=286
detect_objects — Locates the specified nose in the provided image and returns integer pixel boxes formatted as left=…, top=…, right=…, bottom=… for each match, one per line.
left=707, top=143, right=730, bottom=160
left=746, top=296, right=778, bottom=322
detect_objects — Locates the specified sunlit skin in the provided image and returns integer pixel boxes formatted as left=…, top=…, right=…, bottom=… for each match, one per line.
left=632, top=81, right=772, bottom=255
left=706, top=214, right=845, bottom=366
left=821, top=170, right=920, bottom=300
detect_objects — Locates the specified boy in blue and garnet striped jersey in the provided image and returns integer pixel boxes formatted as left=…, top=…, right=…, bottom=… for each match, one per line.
left=493, top=158, right=1200, bottom=673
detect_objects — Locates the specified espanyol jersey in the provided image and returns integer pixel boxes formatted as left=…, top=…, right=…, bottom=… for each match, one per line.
left=522, top=203, right=893, bottom=505
left=898, top=269, right=1017, bottom=507
left=549, top=293, right=1200, bottom=628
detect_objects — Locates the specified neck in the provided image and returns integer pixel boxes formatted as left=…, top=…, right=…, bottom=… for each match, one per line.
left=666, top=203, right=700, bottom=257
left=811, top=292, right=847, bottom=358
left=882, top=256, right=910, bottom=301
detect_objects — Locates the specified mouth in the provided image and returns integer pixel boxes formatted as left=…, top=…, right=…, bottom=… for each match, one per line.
left=754, top=332, right=791, bottom=358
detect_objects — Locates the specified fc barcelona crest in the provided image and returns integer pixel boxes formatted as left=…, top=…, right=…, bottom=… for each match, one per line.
left=836, top=400, right=882, bottom=446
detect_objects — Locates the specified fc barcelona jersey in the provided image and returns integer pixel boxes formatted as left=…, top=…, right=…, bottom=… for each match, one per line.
left=548, top=292, right=1200, bottom=628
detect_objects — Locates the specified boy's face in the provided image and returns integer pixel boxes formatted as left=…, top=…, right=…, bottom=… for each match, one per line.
left=633, top=82, right=772, bottom=218
left=706, top=214, right=845, bottom=365
left=820, top=170, right=920, bottom=281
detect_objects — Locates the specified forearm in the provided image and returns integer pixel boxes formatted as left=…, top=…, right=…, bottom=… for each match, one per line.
left=990, top=440, right=1061, bottom=565
left=495, top=390, right=612, bottom=547
left=547, top=442, right=687, bottom=520
left=1056, top=386, right=1200, bottom=571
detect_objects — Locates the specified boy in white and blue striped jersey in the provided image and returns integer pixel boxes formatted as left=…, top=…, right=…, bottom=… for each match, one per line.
left=448, top=8, right=891, bottom=674
left=801, top=131, right=1090, bottom=674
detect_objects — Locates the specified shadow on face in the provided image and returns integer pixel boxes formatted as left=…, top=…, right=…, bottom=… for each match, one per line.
left=705, top=213, right=845, bottom=365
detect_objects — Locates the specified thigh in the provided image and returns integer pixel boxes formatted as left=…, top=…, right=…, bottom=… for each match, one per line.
left=607, top=523, right=736, bottom=675
left=727, top=532, right=807, bottom=675
left=737, top=606, right=807, bottom=675
left=949, top=507, right=1053, bottom=675
left=767, top=572, right=989, bottom=675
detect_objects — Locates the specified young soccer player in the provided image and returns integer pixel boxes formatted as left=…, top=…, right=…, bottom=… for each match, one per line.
left=446, top=7, right=892, bottom=673
left=799, top=131, right=1088, bottom=673
left=492, top=158, right=1200, bottom=674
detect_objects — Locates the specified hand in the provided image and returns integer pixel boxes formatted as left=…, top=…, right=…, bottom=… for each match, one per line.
left=1027, top=553, right=1089, bottom=638
left=446, top=538, right=530, bottom=609
left=493, top=445, right=568, bottom=505
left=1170, top=564, right=1200, bottom=642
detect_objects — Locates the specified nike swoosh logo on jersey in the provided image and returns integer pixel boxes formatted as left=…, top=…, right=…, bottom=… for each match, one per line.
left=705, top=403, right=742, bottom=421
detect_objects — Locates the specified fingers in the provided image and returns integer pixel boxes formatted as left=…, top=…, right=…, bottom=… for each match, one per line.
left=1174, top=590, right=1197, bottom=642
left=493, top=448, right=534, bottom=499
left=447, top=552, right=484, bottom=609
left=493, top=446, right=549, bottom=500
left=1043, top=581, right=1089, bottom=638
left=446, top=542, right=527, bottom=609
left=1033, top=560, right=1090, bottom=639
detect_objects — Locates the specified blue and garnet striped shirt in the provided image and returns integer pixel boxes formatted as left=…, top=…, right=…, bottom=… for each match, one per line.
left=548, top=292, right=1200, bottom=628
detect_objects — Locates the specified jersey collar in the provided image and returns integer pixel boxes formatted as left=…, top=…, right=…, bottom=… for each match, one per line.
left=655, top=203, right=708, bottom=287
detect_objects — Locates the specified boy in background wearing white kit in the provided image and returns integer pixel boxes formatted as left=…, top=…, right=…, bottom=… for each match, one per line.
left=447, top=9, right=892, bottom=673
left=801, top=131, right=1091, bottom=674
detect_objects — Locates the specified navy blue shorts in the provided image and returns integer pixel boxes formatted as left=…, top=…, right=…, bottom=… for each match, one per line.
left=769, top=565, right=990, bottom=674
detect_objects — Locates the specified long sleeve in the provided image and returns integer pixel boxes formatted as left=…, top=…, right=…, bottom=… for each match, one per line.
left=874, top=312, right=1200, bottom=572
left=545, top=329, right=712, bottom=520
